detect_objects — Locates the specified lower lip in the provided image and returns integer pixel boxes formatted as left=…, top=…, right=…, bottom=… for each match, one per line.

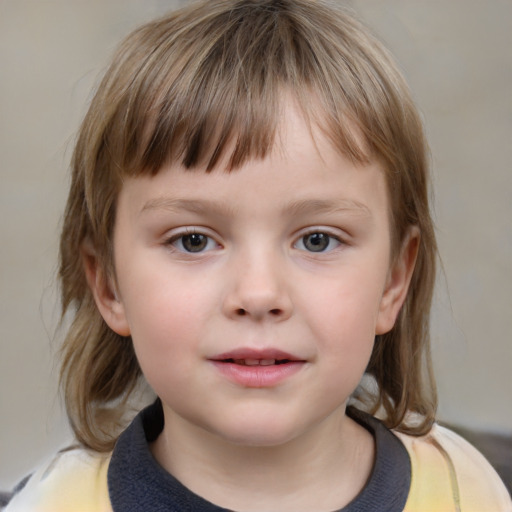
left=210, top=361, right=305, bottom=387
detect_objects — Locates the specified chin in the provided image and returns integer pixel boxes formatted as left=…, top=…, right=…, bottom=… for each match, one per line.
left=220, top=430, right=298, bottom=448
left=206, top=414, right=304, bottom=448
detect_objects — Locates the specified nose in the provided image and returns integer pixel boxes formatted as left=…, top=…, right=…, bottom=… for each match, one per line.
left=222, top=249, right=293, bottom=322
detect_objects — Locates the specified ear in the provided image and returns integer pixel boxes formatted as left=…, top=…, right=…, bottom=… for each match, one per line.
left=375, top=227, right=420, bottom=335
left=81, top=239, right=131, bottom=337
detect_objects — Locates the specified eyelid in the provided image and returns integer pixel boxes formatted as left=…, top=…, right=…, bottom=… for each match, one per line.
left=165, top=227, right=221, bottom=253
left=295, top=226, right=347, bottom=242
left=293, top=227, right=346, bottom=252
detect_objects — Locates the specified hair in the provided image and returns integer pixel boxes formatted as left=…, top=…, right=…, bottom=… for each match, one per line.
left=59, top=0, right=437, bottom=452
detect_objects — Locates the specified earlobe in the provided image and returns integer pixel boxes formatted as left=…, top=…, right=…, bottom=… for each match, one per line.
left=375, top=227, right=420, bottom=335
left=81, top=239, right=131, bottom=337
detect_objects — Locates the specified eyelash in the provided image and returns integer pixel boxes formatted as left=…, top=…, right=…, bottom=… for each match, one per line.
left=166, top=229, right=219, bottom=254
left=294, top=230, right=343, bottom=253
left=165, top=228, right=345, bottom=254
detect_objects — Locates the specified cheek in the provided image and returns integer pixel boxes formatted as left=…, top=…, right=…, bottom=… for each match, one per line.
left=297, top=266, right=386, bottom=380
left=302, top=266, right=386, bottom=338
left=118, top=269, right=215, bottom=383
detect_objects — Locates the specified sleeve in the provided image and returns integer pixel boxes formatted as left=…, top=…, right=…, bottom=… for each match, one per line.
left=396, top=425, right=512, bottom=512
left=3, top=449, right=113, bottom=512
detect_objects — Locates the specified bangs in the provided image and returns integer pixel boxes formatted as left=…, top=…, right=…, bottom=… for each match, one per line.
left=96, top=0, right=387, bottom=177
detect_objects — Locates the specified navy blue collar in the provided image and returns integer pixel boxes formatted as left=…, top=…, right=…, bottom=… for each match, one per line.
left=108, top=400, right=411, bottom=511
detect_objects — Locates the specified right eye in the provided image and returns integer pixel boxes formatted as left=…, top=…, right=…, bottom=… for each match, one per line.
left=168, top=232, right=218, bottom=253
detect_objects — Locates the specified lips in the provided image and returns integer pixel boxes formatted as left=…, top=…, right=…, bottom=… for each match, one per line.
left=209, top=348, right=306, bottom=387
left=211, top=348, right=303, bottom=367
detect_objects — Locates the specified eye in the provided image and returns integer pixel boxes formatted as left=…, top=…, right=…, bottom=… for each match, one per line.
left=169, top=232, right=218, bottom=253
left=295, top=232, right=341, bottom=253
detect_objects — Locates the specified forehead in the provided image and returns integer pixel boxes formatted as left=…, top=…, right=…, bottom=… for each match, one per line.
left=117, top=101, right=389, bottom=227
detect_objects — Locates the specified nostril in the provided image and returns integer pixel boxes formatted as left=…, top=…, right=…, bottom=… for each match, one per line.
left=269, top=308, right=282, bottom=316
left=236, top=308, right=247, bottom=316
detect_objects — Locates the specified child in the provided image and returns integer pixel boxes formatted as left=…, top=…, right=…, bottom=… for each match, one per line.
left=6, top=0, right=511, bottom=510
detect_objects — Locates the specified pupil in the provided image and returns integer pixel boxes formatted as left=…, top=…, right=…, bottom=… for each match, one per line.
left=183, top=234, right=207, bottom=252
left=304, top=233, right=328, bottom=252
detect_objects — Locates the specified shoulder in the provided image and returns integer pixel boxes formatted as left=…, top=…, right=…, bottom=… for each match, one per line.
left=395, top=424, right=512, bottom=511
left=4, top=447, right=112, bottom=512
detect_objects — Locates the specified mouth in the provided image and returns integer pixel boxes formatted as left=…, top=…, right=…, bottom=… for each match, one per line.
left=220, top=358, right=295, bottom=366
left=210, top=348, right=304, bottom=365
left=209, top=349, right=306, bottom=387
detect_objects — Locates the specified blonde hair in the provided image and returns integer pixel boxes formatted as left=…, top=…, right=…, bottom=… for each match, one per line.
left=59, top=0, right=437, bottom=451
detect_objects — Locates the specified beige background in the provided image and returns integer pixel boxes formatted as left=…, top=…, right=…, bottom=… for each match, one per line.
left=1, top=0, right=511, bottom=489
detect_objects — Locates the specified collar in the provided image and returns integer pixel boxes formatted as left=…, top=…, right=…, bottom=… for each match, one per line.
left=108, top=400, right=411, bottom=511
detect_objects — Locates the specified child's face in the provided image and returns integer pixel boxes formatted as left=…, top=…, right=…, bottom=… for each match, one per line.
left=93, top=103, right=415, bottom=447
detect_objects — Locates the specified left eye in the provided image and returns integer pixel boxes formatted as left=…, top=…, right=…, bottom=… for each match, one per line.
left=295, top=232, right=341, bottom=253
left=170, top=233, right=217, bottom=253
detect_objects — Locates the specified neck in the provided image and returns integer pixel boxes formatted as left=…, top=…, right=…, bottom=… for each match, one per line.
left=151, top=406, right=375, bottom=512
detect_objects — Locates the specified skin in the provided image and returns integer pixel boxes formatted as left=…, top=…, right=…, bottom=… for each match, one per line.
left=85, top=103, right=418, bottom=511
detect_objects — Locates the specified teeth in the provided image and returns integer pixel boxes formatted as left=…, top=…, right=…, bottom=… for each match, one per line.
left=233, top=359, right=276, bottom=366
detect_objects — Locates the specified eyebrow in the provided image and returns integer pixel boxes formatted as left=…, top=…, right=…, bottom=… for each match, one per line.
left=284, top=198, right=372, bottom=218
left=140, top=197, right=237, bottom=217
left=140, top=197, right=372, bottom=218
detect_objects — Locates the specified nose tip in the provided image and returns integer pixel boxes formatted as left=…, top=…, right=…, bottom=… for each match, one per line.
left=223, top=261, right=293, bottom=322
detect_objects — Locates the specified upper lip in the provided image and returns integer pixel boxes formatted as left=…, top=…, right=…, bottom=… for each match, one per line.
left=210, top=348, right=304, bottom=362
